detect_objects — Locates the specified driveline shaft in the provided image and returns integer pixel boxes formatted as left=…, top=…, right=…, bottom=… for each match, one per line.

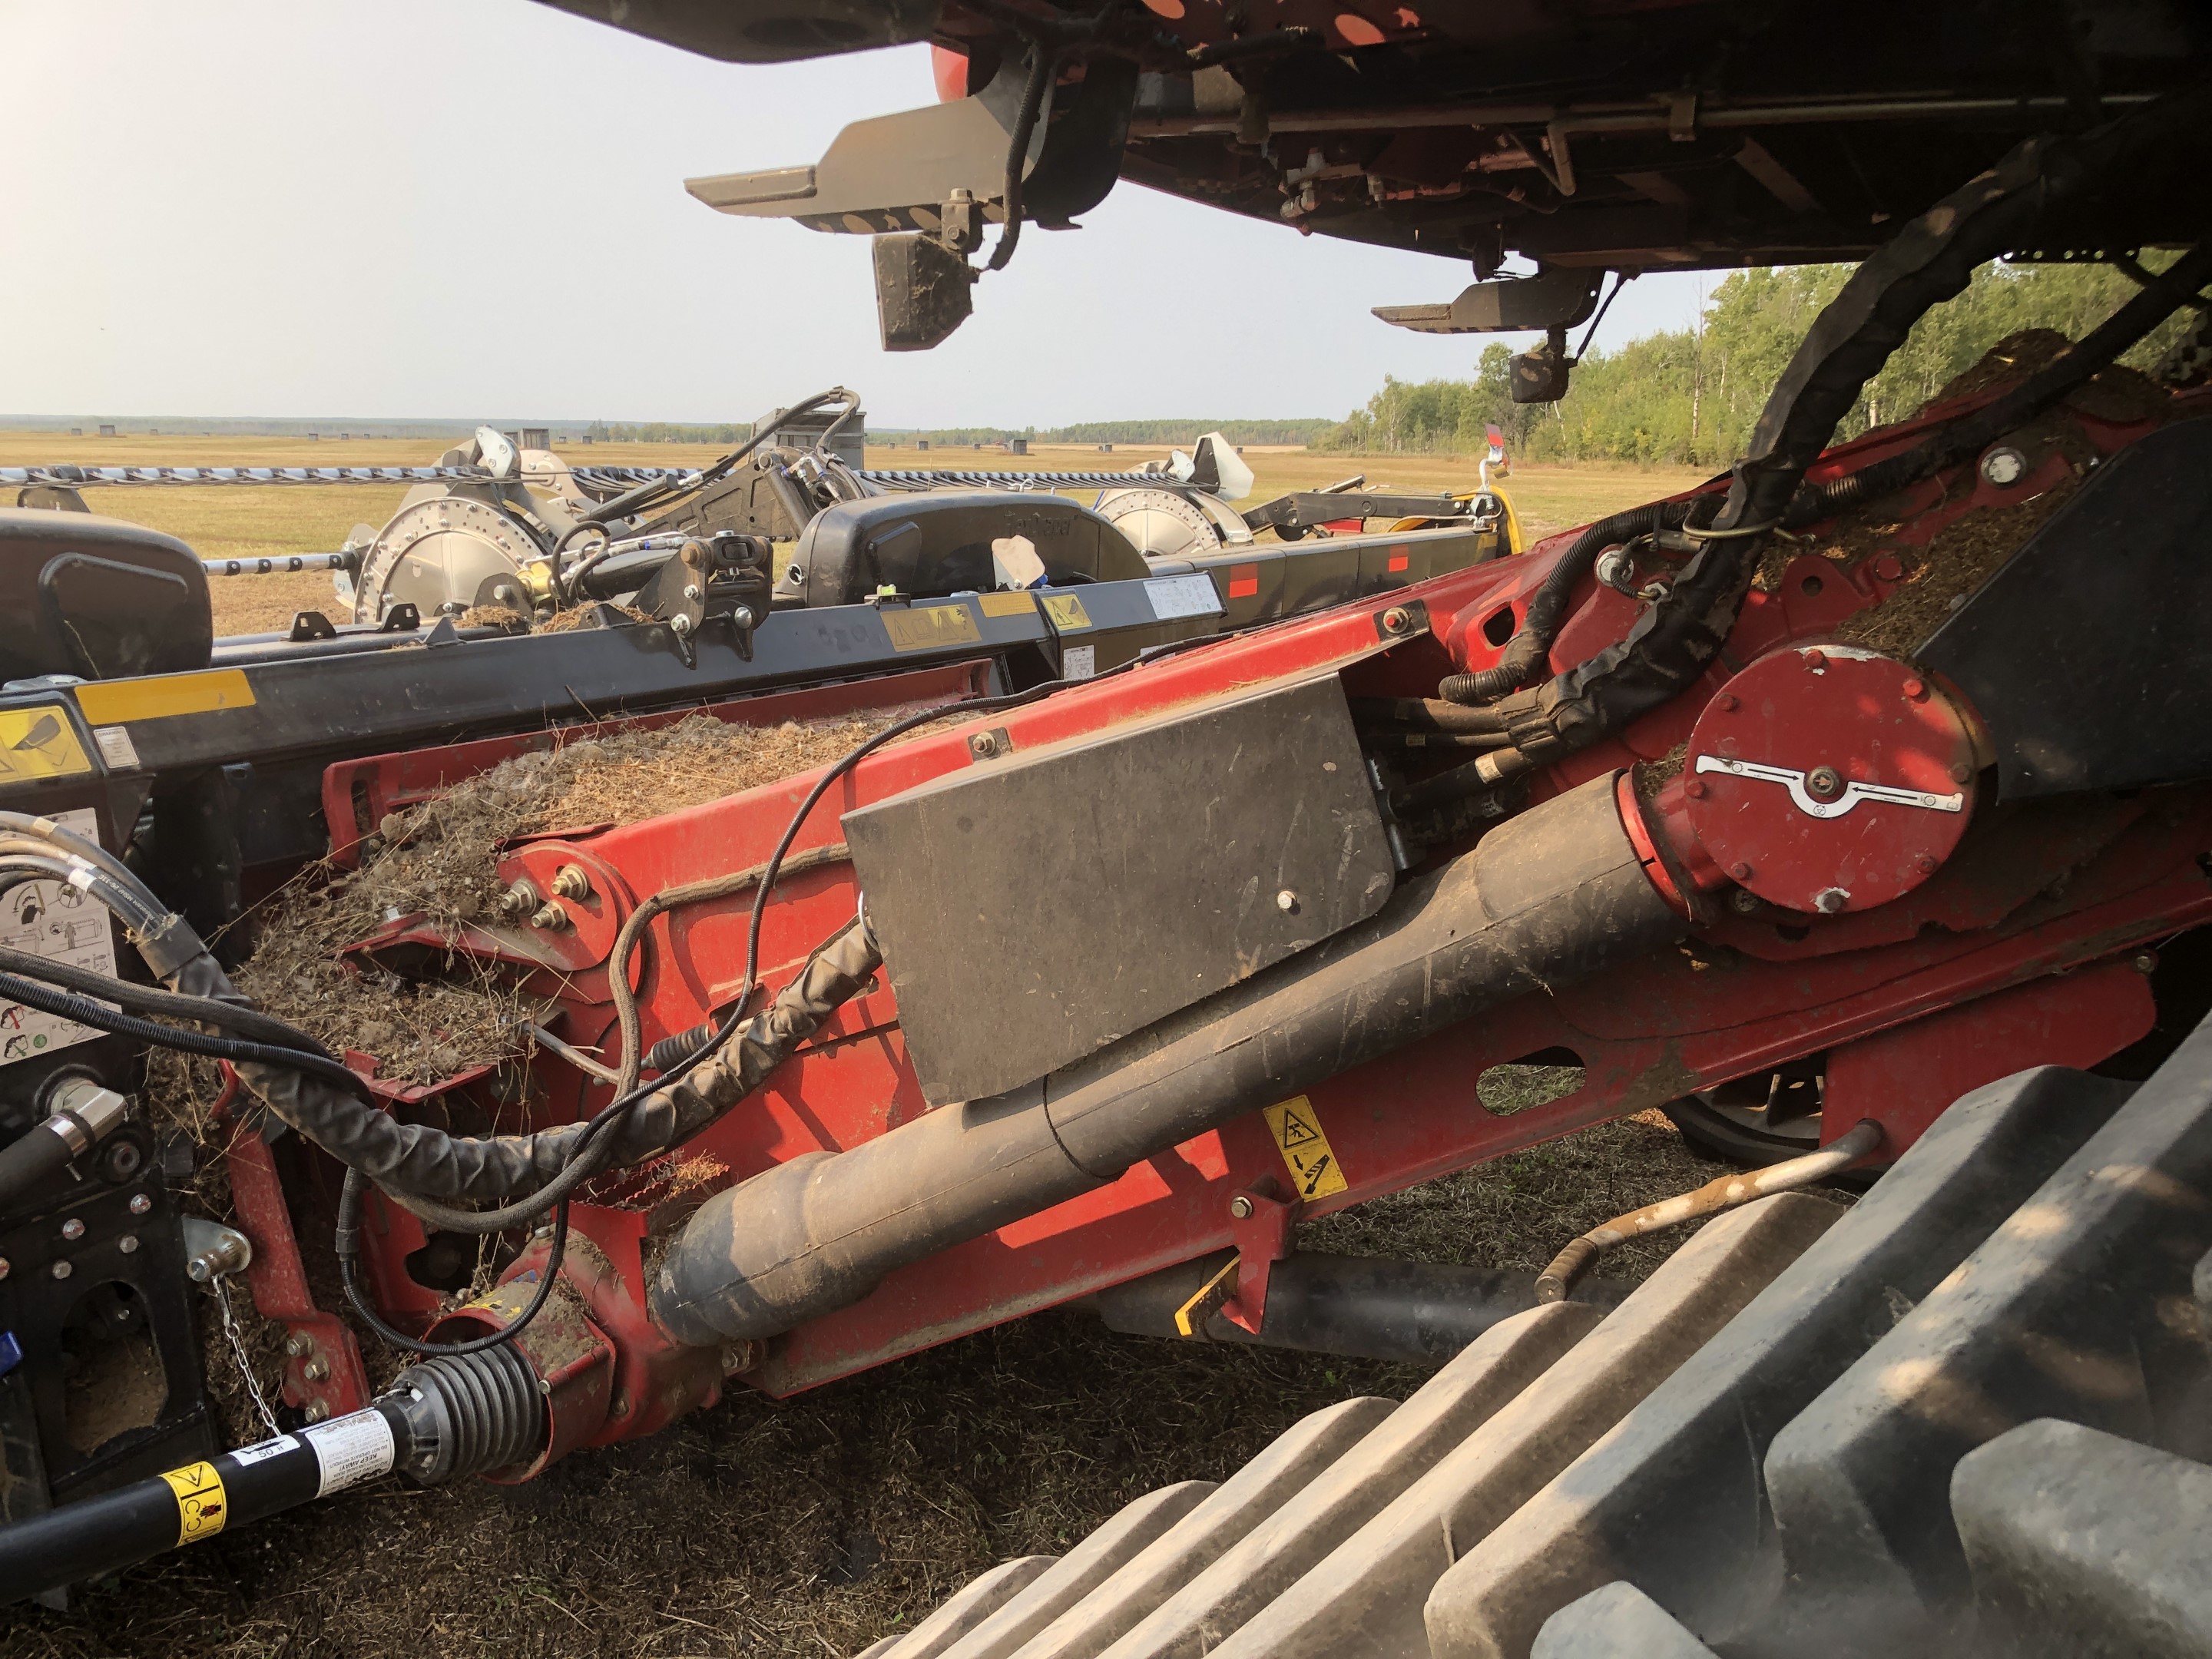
left=0, top=1345, right=542, bottom=1603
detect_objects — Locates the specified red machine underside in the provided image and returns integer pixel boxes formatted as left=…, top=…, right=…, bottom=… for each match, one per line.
left=230, top=387, right=2208, bottom=1439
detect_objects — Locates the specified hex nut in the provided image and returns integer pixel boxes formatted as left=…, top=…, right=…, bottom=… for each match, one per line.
left=529, top=902, right=571, bottom=932
left=1229, top=1194, right=1255, bottom=1220
left=303, top=1358, right=331, bottom=1382
left=129, top=1192, right=152, bottom=1216
left=1380, top=606, right=1412, bottom=634
left=1814, top=886, right=1851, bottom=914
left=59, top=1217, right=84, bottom=1242
left=498, top=879, right=541, bottom=918
left=1806, top=765, right=1844, bottom=800
left=0, top=1257, right=11, bottom=1281
left=551, top=864, right=594, bottom=901
left=1729, top=888, right=1761, bottom=915
left=304, top=1402, right=330, bottom=1424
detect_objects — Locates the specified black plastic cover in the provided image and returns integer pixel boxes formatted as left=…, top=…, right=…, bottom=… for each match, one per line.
left=785, top=490, right=1152, bottom=607
left=1919, top=419, right=2212, bottom=800
left=0, top=508, right=211, bottom=684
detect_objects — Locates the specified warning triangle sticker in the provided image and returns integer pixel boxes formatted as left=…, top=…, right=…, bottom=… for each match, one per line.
left=1276, top=1107, right=1321, bottom=1150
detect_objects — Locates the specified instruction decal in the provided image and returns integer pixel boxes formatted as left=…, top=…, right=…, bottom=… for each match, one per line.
left=1263, top=1095, right=1349, bottom=1200
left=881, top=603, right=983, bottom=654
left=160, top=1461, right=229, bottom=1546
left=0, top=807, right=116, bottom=1060
left=0, top=707, right=92, bottom=782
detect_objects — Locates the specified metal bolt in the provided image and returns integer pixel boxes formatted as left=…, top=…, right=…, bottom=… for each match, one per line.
left=128, top=1192, right=151, bottom=1216
left=2135, top=952, right=2161, bottom=975
left=538, top=1377, right=554, bottom=1396
left=1901, top=677, right=1928, bottom=700
left=0, top=1258, right=9, bottom=1281
left=1873, top=554, right=1906, bottom=582
left=1803, top=648, right=1827, bottom=671
left=670, top=612, right=694, bottom=636
left=1380, top=606, right=1412, bottom=635
left=682, top=584, right=702, bottom=603
left=303, top=1402, right=330, bottom=1424
left=1229, top=1194, right=1255, bottom=1220
left=1684, top=778, right=1707, bottom=800
left=611, top=1394, right=631, bottom=1418
left=51, top=1260, right=72, bottom=1280
left=785, top=562, right=804, bottom=585
left=1814, top=887, right=1850, bottom=914
left=498, top=879, right=541, bottom=918
left=285, top=1333, right=313, bottom=1357
left=732, top=606, right=756, bottom=631
left=118, top=1234, right=139, bottom=1254
left=59, top=1217, right=85, bottom=1242
left=1916, top=854, right=1939, bottom=875
left=1277, top=889, right=1298, bottom=912
left=1729, top=862, right=1753, bottom=882
left=1806, top=765, right=1843, bottom=800
left=1979, top=445, right=2028, bottom=488
left=1950, top=761, right=1974, bottom=784
left=551, top=864, right=594, bottom=901
left=303, top=1358, right=331, bottom=1382
left=529, top=902, right=571, bottom=932
left=969, top=732, right=998, bottom=759
left=1715, top=693, right=1739, bottom=713
left=1729, top=888, right=1761, bottom=916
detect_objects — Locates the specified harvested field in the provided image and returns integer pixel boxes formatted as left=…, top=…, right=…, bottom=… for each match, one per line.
left=6, top=1104, right=1729, bottom=1659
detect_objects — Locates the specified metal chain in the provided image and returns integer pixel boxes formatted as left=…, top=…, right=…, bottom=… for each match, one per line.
left=211, top=1272, right=284, bottom=1442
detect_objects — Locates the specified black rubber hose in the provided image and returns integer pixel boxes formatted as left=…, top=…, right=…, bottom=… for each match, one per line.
left=1512, top=91, right=2212, bottom=762
left=1780, top=237, right=2212, bottom=528
left=335, top=1167, right=571, bottom=1355
left=1437, top=498, right=1700, bottom=707
left=986, top=46, right=1056, bottom=273
left=0, top=970, right=376, bottom=1104
left=0, top=1120, right=77, bottom=1212
left=0, top=944, right=329, bottom=1053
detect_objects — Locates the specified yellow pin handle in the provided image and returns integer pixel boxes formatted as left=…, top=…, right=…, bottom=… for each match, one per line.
left=1174, top=1256, right=1242, bottom=1336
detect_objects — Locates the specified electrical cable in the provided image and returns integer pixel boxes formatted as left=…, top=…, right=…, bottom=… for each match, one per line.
left=0, top=944, right=334, bottom=1053
left=988, top=47, right=1057, bottom=273
left=0, top=970, right=377, bottom=1103
left=334, top=1167, right=571, bottom=1356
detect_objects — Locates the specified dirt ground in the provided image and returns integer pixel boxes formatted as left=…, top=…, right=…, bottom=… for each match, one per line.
left=4, top=1101, right=1721, bottom=1659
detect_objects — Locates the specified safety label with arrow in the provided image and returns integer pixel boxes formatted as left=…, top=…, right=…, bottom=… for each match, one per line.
left=1262, top=1095, right=1349, bottom=1200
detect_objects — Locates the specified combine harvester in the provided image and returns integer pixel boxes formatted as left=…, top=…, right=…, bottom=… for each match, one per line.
left=3, top=2, right=2212, bottom=1654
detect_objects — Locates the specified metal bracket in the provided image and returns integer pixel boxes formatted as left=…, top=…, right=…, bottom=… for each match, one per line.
left=1220, top=1185, right=1300, bottom=1335
left=1694, top=753, right=1965, bottom=820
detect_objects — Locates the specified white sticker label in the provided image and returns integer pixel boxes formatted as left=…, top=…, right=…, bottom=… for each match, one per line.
left=1144, top=574, right=1224, bottom=621
left=301, top=1409, right=396, bottom=1497
left=1063, top=644, right=1097, bottom=680
left=94, top=726, right=141, bottom=770
left=227, top=1434, right=302, bottom=1467
left=0, top=807, right=116, bottom=1061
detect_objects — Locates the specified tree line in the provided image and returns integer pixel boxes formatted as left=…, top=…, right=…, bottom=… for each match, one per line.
left=1315, top=257, right=2193, bottom=465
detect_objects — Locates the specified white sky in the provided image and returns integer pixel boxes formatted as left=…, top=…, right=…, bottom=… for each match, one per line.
left=0, top=0, right=1708, bottom=429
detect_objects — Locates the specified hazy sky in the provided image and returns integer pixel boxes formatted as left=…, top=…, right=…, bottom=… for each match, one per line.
left=2, top=0, right=1708, bottom=429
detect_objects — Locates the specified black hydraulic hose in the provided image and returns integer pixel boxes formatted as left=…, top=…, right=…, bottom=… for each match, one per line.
left=0, top=1121, right=77, bottom=1213
left=335, top=1167, right=572, bottom=1356
left=987, top=46, right=1056, bottom=273
left=0, top=944, right=330, bottom=1053
left=0, top=970, right=376, bottom=1104
left=1780, top=238, right=2212, bottom=528
left=1437, top=498, right=1701, bottom=707
left=1348, top=697, right=1508, bottom=735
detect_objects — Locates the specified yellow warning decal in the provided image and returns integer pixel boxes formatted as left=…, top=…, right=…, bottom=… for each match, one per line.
left=979, top=591, right=1037, bottom=617
left=75, top=668, right=255, bottom=726
left=1041, top=593, right=1092, bottom=631
left=0, top=707, right=92, bottom=782
left=159, top=1460, right=229, bottom=1546
left=1263, top=1095, right=1349, bottom=1200
left=881, top=603, right=984, bottom=654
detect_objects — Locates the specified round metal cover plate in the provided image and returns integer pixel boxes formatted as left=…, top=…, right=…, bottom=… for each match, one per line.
left=1685, top=644, right=1975, bottom=915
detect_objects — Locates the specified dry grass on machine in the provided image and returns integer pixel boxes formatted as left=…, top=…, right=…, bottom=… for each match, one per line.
left=191, top=712, right=896, bottom=1101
